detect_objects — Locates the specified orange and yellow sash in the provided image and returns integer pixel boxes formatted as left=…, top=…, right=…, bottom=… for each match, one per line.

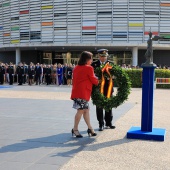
left=100, top=62, right=113, bottom=98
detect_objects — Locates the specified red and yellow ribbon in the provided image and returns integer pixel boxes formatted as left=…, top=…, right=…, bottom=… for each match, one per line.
left=100, top=62, right=114, bottom=98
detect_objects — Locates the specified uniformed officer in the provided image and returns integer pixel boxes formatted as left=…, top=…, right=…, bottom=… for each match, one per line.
left=34, top=63, right=42, bottom=85
left=7, top=62, right=14, bottom=85
left=91, top=49, right=116, bottom=131
left=0, top=62, right=5, bottom=84
left=16, top=62, right=24, bottom=85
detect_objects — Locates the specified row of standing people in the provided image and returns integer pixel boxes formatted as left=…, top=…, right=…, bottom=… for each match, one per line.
left=0, top=62, right=74, bottom=86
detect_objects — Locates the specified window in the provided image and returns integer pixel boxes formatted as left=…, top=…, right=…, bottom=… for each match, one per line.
left=30, top=31, right=41, bottom=40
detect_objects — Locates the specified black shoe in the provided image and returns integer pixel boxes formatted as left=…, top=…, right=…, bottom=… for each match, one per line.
left=99, top=126, right=104, bottom=131
left=107, top=125, right=116, bottom=129
left=87, top=129, right=97, bottom=137
left=71, top=129, right=83, bottom=138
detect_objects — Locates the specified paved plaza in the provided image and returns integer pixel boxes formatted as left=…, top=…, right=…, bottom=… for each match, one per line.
left=0, top=85, right=170, bottom=170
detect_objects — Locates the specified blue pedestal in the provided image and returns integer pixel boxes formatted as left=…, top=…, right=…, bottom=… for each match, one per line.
left=141, top=66, right=155, bottom=131
left=127, top=126, right=166, bottom=141
left=127, top=65, right=166, bottom=141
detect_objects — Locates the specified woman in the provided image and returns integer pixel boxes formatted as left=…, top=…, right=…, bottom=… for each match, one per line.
left=57, top=63, right=63, bottom=86
left=71, top=51, right=98, bottom=138
left=28, top=63, right=35, bottom=85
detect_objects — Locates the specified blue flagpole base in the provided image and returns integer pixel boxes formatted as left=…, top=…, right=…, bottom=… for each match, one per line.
left=127, top=126, right=166, bottom=141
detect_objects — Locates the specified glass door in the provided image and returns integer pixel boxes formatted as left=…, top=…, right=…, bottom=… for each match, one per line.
left=113, top=51, right=132, bottom=66
left=43, top=52, right=52, bottom=64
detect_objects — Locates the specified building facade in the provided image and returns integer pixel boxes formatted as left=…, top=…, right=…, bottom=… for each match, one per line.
left=0, top=0, right=170, bottom=66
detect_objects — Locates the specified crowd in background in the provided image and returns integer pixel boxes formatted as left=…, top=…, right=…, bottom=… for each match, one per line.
left=0, top=61, right=170, bottom=86
left=0, top=62, right=75, bottom=86
left=121, top=63, right=170, bottom=70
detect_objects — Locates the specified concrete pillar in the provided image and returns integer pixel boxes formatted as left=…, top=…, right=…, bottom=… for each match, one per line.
left=16, top=48, right=21, bottom=65
left=132, top=47, right=138, bottom=66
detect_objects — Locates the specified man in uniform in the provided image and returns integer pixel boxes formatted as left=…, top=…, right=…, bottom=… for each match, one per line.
left=92, top=49, right=116, bottom=131
left=0, top=62, right=5, bottom=84
left=34, top=63, right=42, bottom=85
left=16, top=62, right=24, bottom=85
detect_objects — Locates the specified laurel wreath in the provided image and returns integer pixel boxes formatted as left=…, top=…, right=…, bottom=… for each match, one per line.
left=91, top=63, right=131, bottom=111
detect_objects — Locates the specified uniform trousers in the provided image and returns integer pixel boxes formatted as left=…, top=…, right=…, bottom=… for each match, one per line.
left=46, top=75, right=51, bottom=85
left=9, top=74, right=13, bottom=85
left=96, top=107, right=113, bottom=127
left=18, top=75, right=23, bottom=85
left=96, top=79, right=113, bottom=127
left=0, top=74, right=4, bottom=84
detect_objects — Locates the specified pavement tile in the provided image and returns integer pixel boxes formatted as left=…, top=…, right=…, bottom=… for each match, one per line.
left=0, top=161, right=31, bottom=170
left=26, top=163, right=61, bottom=170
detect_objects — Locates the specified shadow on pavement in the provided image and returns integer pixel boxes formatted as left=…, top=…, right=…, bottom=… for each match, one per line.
left=0, top=132, right=96, bottom=157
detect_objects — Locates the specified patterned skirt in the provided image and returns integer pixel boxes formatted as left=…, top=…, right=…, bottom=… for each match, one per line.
left=72, top=98, right=89, bottom=110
